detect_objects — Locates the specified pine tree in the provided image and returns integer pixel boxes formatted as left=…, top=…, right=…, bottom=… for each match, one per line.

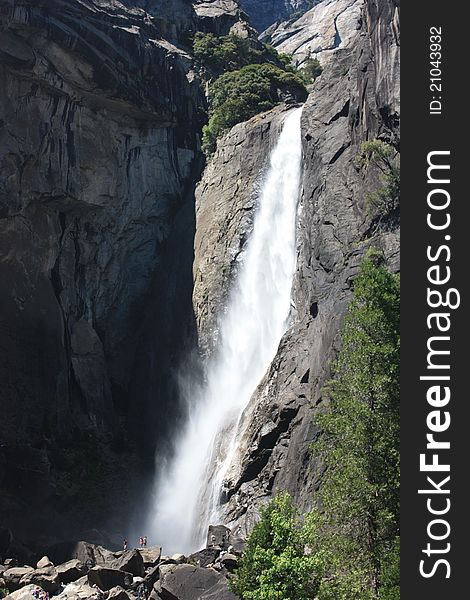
left=312, top=248, right=400, bottom=599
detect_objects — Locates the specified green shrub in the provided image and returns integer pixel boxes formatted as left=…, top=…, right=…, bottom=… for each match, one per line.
left=356, top=140, right=400, bottom=219
left=380, top=537, right=400, bottom=600
left=230, top=493, right=320, bottom=600
left=202, top=63, right=307, bottom=154
left=299, top=57, right=323, bottom=83
left=193, top=32, right=284, bottom=72
left=0, top=588, right=10, bottom=599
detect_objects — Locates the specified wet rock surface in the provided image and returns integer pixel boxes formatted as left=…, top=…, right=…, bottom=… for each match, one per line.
left=193, top=105, right=294, bottom=356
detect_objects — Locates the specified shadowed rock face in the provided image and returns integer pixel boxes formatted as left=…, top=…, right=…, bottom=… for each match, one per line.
left=0, top=0, right=207, bottom=542
left=239, top=0, right=316, bottom=33
left=192, top=0, right=400, bottom=535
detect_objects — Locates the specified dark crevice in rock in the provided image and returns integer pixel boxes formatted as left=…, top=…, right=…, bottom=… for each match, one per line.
left=328, top=99, right=350, bottom=124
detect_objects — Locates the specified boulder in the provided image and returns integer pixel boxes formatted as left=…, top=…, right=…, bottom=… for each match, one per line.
left=36, top=556, right=54, bottom=569
left=138, top=546, right=161, bottom=567
left=107, top=585, right=131, bottom=600
left=206, top=526, right=232, bottom=550
left=54, top=579, right=100, bottom=600
left=2, top=559, right=18, bottom=568
left=56, top=559, right=86, bottom=584
left=3, top=584, right=39, bottom=600
left=169, top=554, right=186, bottom=564
left=3, top=567, right=34, bottom=590
left=109, top=550, right=144, bottom=578
left=219, top=553, right=238, bottom=570
left=87, top=566, right=133, bottom=591
left=188, top=548, right=220, bottom=568
left=54, top=541, right=97, bottom=568
left=155, top=564, right=221, bottom=600
left=19, top=567, right=61, bottom=594
left=228, top=538, right=246, bottom=555
left=199, top=580, right=239, bottom=600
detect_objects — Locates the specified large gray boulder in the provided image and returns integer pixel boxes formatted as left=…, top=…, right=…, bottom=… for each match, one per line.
left=199, top=580, right=239, bottom=600
left=56, top=559, right=86, bottom=584
left=87, top=567, right=133, bottom=591
left=53, top=578, right=100, bottom=600
left=36, top=556, right=54, bottom=569
left=206, top=525, right=232, bottom=550
left=155, top=564, right=221, bottom=600
left=19, top=566, right=61, bottom=593
left=3, top=584, right=38, bottom=600
left=188, top=548, right=220, bottom=568
left=2, top=567, right=34, bottom=591
left=138, top=546, right=162, bottom=568
left=108, top=550, right=145, bottom=578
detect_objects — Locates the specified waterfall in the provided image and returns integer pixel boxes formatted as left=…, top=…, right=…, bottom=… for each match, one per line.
left=148, top=107, right=303, bottom=555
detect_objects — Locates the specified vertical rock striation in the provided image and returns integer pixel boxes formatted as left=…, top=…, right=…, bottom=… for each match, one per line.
left=0, top=0, right=209, bottom=542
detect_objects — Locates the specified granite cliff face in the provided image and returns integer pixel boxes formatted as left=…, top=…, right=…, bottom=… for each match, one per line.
left=0, top=0, right=245, bottom=545
left=192, top=0, right=400, bottom=534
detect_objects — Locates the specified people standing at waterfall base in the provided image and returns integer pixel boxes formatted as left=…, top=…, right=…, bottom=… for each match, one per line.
left=123, top=538, right=128, bottom=551
left=143, top=535, right=147, bottom=547
left=139, top=536, right=143, bottom=547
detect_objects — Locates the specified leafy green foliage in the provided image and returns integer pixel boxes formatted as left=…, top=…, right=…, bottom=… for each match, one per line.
left=380, top=537, right=400, bottom=600
left=356, top=140, right=400, bottom=219
left=310, top=248, right=400, bottom=599
left=202, top=64, right=307, bottom=154
left=230, top=493, right=320, bottom=600
left=0, top=588, right=9, bottom=599
left=299, top=57, right=323, bottom=83
left=193, top=33, right=282, bottom=72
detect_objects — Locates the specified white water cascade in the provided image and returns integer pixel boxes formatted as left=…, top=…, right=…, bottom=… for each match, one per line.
left=148, top=107, right=303, bottom=554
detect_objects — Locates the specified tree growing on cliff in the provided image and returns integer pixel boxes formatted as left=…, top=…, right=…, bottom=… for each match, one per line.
left=202, top=63, right=307, bottom=154
left=230, top=493, right=320, bottom=600
left=356, top=140, right=400, bottom=222
left=193, top=32, right=282, bottom=73
left=310, top=248, right=400, bottom=599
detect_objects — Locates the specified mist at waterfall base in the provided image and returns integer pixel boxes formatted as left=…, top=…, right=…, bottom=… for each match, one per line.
left=145, top=107, right=303, bottom=555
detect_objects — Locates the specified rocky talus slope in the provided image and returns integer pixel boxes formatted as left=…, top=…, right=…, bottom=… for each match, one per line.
left=192, top=0, right=400, bottom=535
left=0, top=527, right=241, bottom=600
